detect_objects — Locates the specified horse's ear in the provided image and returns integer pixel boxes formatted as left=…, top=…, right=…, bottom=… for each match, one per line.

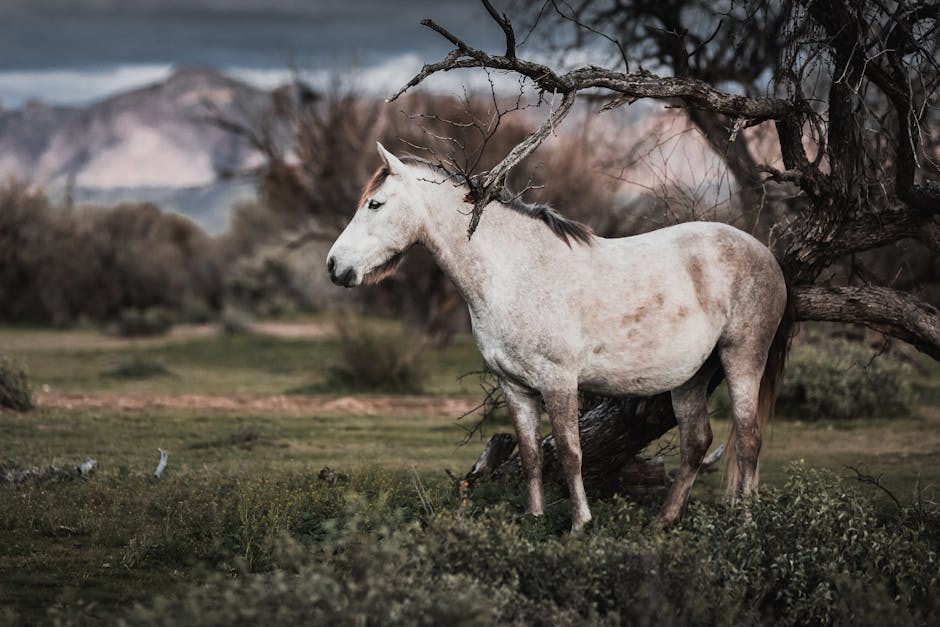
left=376, top=142, right=406, bottom=175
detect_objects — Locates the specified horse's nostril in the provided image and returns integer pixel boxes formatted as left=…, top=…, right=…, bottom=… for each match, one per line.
left=326, top=256, right=336, bottom=275
left=338, top=268, right=356, bottom=287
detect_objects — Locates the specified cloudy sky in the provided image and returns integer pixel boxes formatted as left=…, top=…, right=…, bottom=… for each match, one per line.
left=0, top=0, right=507, bottom=107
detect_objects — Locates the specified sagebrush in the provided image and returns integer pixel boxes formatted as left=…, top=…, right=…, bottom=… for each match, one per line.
left=778, top=338, right=915, bottom=419
left=0, top=354, right=32, bottom=410
left=44, top=467, right=933, bottom=627
left=325, top=321, right=428, bottom=394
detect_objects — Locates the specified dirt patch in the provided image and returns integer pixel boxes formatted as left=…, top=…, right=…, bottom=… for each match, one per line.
left=35, top=391, right=479, bottom=417
left=249, top=321, right=337, bottom=338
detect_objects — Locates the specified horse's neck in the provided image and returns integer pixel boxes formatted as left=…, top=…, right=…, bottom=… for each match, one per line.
left=419, top=192, right=539, bottom=314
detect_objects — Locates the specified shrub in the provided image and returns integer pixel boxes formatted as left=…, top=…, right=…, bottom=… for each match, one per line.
left=325, top=321, right=427, bottom=394
left=101, top=354, right=173, bottom=380
left=114, top=307, right=176, bottom=337
left=115, top=468, right=939, bottom=627
left=0, top=354, right=32, bottom=410
left=778, top=338, right=916, bottom=419
left=224, top=245, right=304, bottom=318
left=0, top=183, right=222, bottom=326
left=220, top=305, right=255, bottom=335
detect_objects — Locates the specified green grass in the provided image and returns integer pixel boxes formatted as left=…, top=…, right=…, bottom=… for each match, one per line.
left=8, top=324, right=484, bottom=397
left=1, top=322, right=939, bottom=624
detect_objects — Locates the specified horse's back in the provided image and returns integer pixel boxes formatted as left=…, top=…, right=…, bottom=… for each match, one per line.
left=575, top=222, right=785, bottom=396
left=590, top=222, right=783, bottom=310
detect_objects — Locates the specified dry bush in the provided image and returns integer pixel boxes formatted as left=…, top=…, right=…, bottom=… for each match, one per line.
left=0, top=181, right=222, bottom=325
left=113, top=307, right=176, bottom=337
left=778, top=338, right=916, bottom=419
left=325, top=321, right=428, bottom=394
left=0, top=354, right=32, bottom=411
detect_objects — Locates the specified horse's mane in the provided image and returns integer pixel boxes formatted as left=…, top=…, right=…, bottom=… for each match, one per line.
left=367, top=156, right=594, bottom=247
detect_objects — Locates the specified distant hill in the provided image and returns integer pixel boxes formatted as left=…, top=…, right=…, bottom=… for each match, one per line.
left=0, top=67, right=272, bottom=232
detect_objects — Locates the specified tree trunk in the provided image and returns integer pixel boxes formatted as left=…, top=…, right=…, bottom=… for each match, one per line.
left=465, top=395, right=694, bottom=497
left=464, top=359, right=727, bottom=495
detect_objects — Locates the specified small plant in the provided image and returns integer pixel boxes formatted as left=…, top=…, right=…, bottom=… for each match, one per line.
left=0, top=354, right=32, bottom=411
left=778, top=338, right=915, bottom=419
left=326, top=321, right=428, bottom=394
left=229, top=426, right=273, bottom=449
left=102, top=354, right=173, bottom=380
left=220, top=305, right=254, bottom=335
left=114, top=307, right=175, bottom=337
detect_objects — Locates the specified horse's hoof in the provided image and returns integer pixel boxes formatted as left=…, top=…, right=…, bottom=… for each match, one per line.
left=570, top=516, right=593, bottom=535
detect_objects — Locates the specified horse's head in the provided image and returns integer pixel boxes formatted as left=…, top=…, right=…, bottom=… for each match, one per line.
left=327, top=143, right=424, bottom=287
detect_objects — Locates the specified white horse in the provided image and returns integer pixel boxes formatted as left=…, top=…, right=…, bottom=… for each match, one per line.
left=328, top=143, right=790, bottom=531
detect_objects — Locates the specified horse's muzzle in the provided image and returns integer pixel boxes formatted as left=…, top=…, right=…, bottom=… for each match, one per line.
left=327, top=256, right=357, bottom=287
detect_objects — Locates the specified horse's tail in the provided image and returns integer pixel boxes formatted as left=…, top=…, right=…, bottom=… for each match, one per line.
left=725, top=281, right=795, bottom=493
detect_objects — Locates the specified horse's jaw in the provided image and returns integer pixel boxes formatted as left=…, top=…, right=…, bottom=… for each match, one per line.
left=362, top=245, right=412, bottom=286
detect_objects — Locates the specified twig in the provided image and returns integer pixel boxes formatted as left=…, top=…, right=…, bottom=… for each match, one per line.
left=846, top=464, right=903, bottom=511
left=410, top=465, right=434, bottom=516
left=455, top=369, right=507, bottom=444
left=154, top=448, right=168, bottom=479
left=466, top=90, right=577, bottom=238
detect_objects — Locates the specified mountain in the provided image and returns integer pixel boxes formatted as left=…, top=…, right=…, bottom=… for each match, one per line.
left=0, top=67, right=272, bottom=232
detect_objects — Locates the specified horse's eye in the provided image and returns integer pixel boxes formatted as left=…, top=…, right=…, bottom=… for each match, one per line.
left=367, top=199, right=384, bottom=210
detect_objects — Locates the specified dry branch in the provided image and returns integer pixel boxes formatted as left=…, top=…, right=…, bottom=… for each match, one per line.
left=154, top=448, right=168, bottom=479
left=794, top=285, right=940, bottom=362
left=1, top=458, right=98, bottom=484
left=388, top=6, right=797, bottom=237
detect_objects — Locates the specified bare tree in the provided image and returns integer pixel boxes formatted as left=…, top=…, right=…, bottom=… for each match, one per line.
left=389, top=0, right=940, bottom=485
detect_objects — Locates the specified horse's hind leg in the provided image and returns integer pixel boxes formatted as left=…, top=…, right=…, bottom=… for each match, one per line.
left=656, top=362, right=716, bottom=527
left=500, top=381, right=545, bottom=516
left=720, top=345, right=767, bottom=496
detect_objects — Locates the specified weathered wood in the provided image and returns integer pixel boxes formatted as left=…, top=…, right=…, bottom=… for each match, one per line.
left=466, top=361, right=728, bottom=496
left=618, top=456, right=667, bottom=499
left=552, top=396, right=679, bottom=492
left=465, top=432, right=517, bottom=482
left=467, top=428, right=673, bottom=498
left=794, top=285, right=940, bottom=362
left=0, top=458, right=98, bottom=484
left=465, top=396, right=680, bottom=495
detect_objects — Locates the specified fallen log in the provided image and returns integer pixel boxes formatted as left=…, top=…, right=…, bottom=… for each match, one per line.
left=461, top=356, right=730, bottom=496
left=464, top=386, right=727, bottom=499
left=0, top=458, right=98, bottom=484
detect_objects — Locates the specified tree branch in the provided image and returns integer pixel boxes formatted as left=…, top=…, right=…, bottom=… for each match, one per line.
left=481, top=0, right=516, bottom=59
left=794, top=285, right=940, bottom=361
left=390, top=14, right=794, bottom=122
left=390, top=2, right=797, bottom=237
left=465, top=91, right=576, bottom=238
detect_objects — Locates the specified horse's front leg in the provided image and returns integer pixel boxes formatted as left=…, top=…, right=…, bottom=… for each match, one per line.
left=500, top=381, right=544, bottom=516
left=543, top=386, right=592, bottom=533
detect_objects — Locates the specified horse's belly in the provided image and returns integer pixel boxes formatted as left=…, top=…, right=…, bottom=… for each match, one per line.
left=578, top=321, right=718, bottom=396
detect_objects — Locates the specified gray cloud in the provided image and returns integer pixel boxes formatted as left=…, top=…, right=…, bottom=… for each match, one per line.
left=0, top=1, right=502, bottom=71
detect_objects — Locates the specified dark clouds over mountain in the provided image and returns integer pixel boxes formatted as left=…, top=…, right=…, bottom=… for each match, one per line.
left=0, top=0, right=503, bottom=105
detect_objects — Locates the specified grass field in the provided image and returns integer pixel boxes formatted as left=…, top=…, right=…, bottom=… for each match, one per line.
left=1, top=320, right=938, bottom=625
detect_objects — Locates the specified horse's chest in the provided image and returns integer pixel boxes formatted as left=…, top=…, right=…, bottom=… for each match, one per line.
left=469, top=310, right=566, bottom=389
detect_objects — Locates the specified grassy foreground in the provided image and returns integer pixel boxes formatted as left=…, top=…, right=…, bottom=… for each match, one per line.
left=1, top=323, right=938, bottom=625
